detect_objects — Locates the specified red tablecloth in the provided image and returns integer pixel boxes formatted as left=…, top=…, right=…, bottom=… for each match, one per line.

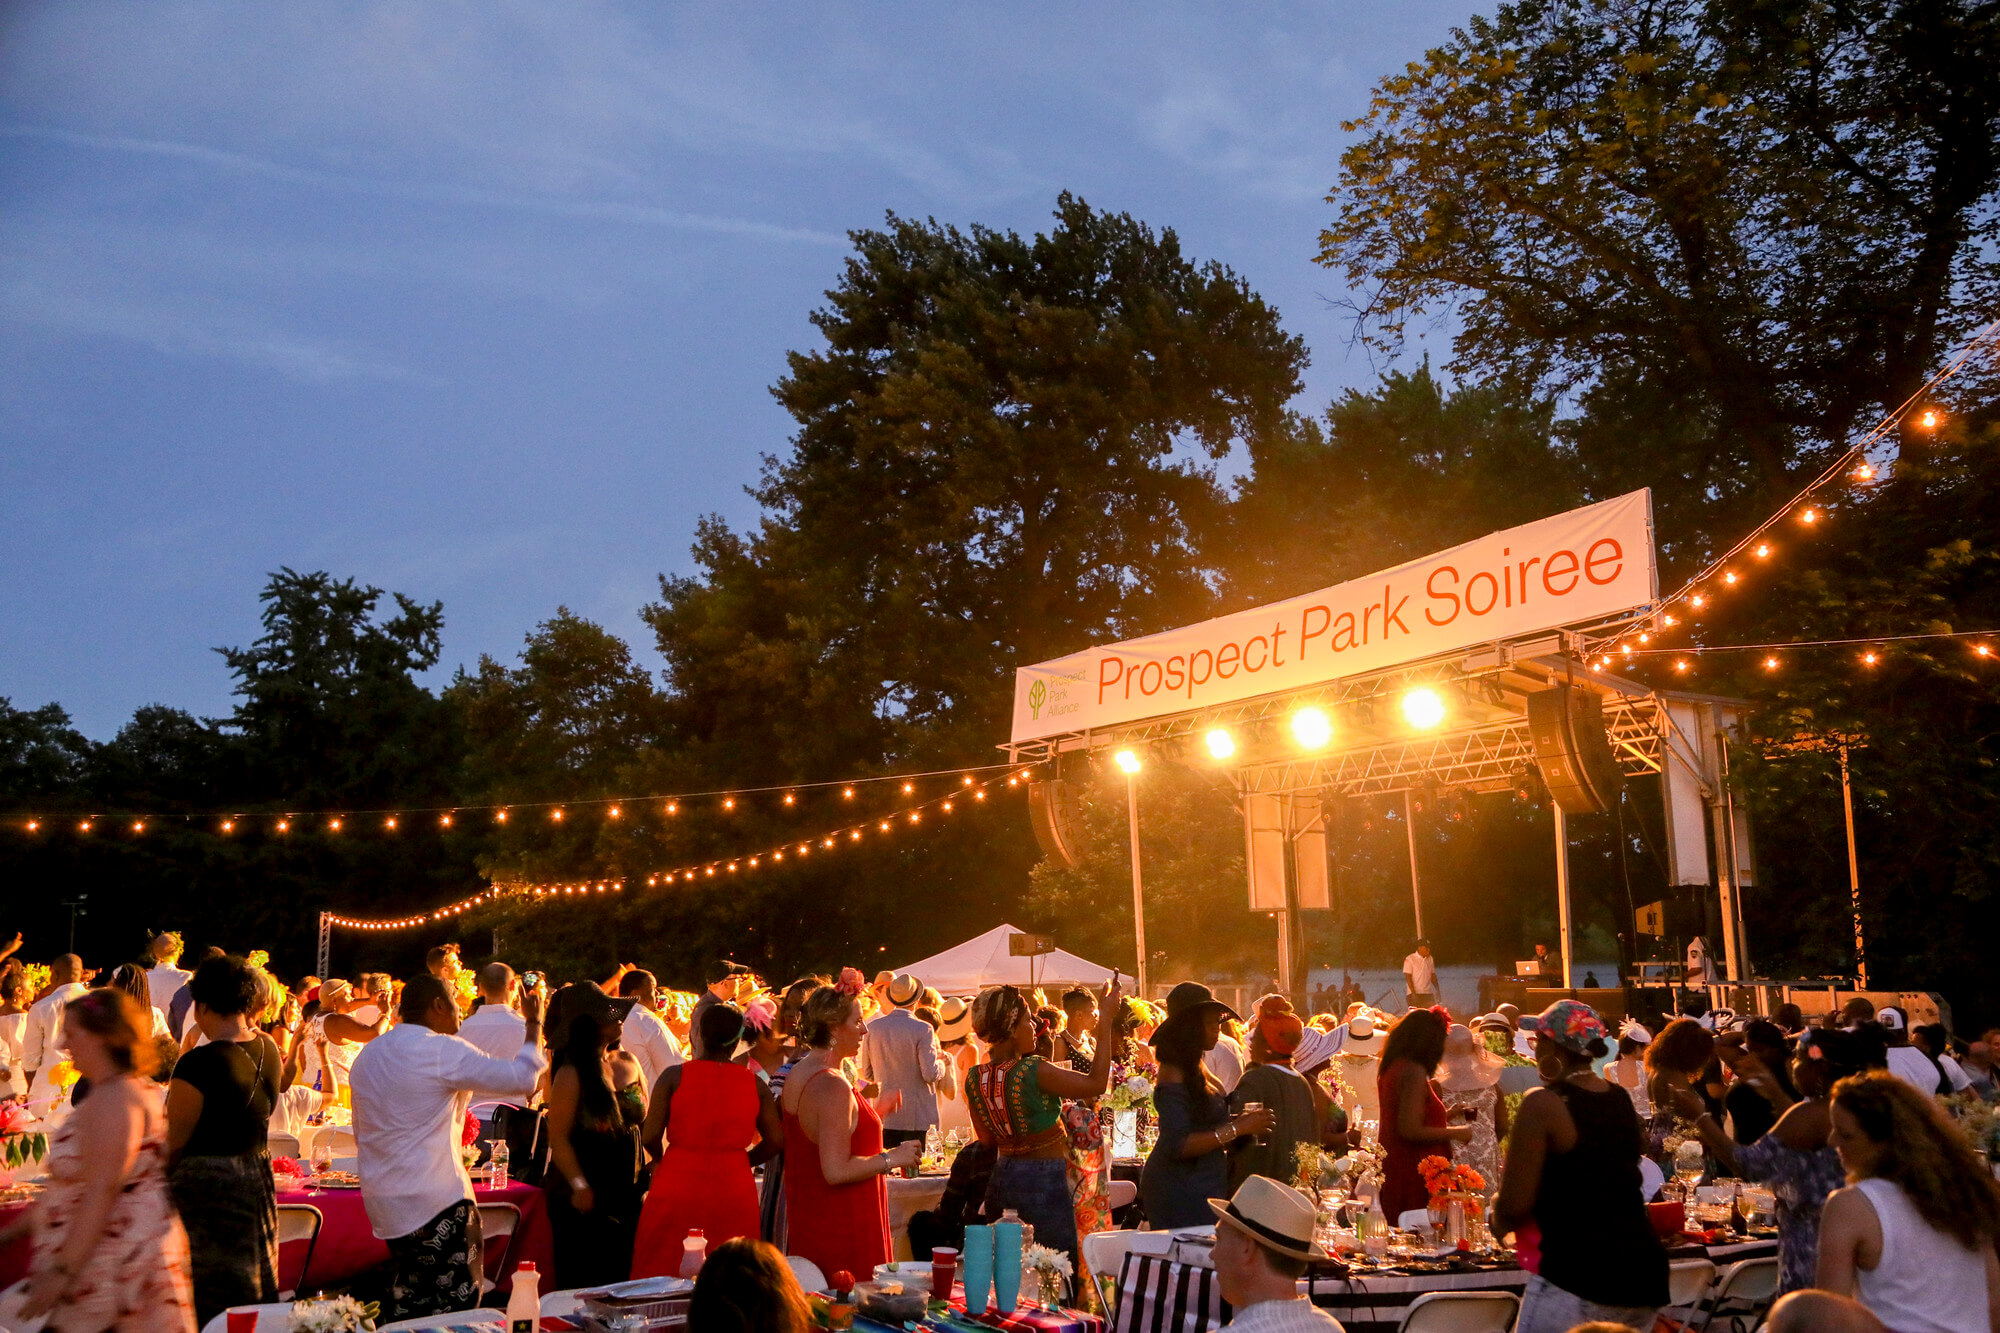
left=278, top=1182, right=554, bottom=1295
left=2, top=1183, right=553, bottom=1298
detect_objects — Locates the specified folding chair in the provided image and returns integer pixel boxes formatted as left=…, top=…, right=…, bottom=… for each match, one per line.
left=786, top=1254, right=827, bottom=1293
left=1108, top=1178, right=1138, bottom=1210
left=475, top=1201, right=524, bottom=1296
left=1683, top=1256, right=1780, bottom=1333
left=306, top=1124, right=357, bottom=1159
left=275, top=1203, right=324, bottom=1299
left=1079, top=1229, right=1145, bottom=1320
left=1397, top=1290, right=1519, bottom=1332
left=1665, top=1258, right=1719, bottom=1314
left=266, top=1131, right=302, bottom=1160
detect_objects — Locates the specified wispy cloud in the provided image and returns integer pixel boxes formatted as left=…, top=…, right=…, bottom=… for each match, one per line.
left=1, top=124, right=849, bottom=247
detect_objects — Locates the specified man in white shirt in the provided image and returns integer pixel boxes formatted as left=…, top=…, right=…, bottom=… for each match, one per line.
left=860, top=973, right=945, bottom=1146
left=350, top=974, right=546, bottom=1322
left=1204, top=1026, right=1247, bottom=1094
left=617, top=968, right=684, bottom=1096
left=1402, top=939, right=1438, bottom=1009
left=22, top=953, right=90, bottom=1101
left=456, top=964, right=526, bottom=1060
left=1210, top=1175, right=1342, bottom=1331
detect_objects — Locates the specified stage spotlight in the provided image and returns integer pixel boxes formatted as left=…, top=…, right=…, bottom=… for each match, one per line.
left=1401, top=688, right=1447, bottom=730
left=1290, top=707, right=1333, bottom=750
left=1204, top=729, right=1235, bottom=760
left=1113, top=749, right=1142, bottom=775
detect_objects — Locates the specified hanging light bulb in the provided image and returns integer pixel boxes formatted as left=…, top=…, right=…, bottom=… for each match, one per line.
left=902, top=782, right=914, bottom=794
left=1917, top=408, right=1941, bottom=430
left=440, top=813, right=453, bottom=827
left=131, top=820, right=145, bottom=833
left=1754, top=543, right=1771, bottom=559
left=1691, top=594, right=1707, bottom=609
left=496, top=809, right=509, bottom=823
left=550, top=809, right=564, bottom=822
left=1674, top=660, right=1690, bottom=673
left=783, top=793, right=795, bottom=806
left=843, top=787, right=854, bottom=799
left=1763, top=656, right=1780, bottom=671
left=1723, top=570, right=1739, bottom=585
left=385, top=816, right=398, bottom=830
left=722, top=797, right=736, bottom=811
left=961, top=775, right=974, bottom=786
left=608, top=805, right=621, bottom=818
left=1862, top=651, right=1878, bottom=666
left=666, top=801, right=678, bottom=815
left=220, top=819, right=234, bottom=833
left=1800, top=507, right=1817, bottom=524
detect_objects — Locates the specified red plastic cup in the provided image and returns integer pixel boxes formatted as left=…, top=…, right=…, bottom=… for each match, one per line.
left=930, top=1246, right=959, bottom=1298
left=1647, top=1200, right=1685, bottom=1239
left=226, top=1311, right=258, bottom=1333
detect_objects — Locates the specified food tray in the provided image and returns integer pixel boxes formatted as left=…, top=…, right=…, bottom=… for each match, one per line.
left=576, top=1278, right=693, bottom=1331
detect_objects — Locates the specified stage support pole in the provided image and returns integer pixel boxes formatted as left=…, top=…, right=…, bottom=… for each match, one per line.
left=1554, top=805, right=1575, bottom=990
left=1839, top=744, right=1868, bottom=987
left=317, top=911, right=331, bottom=979
left=1403, top=790, right=1426, bottom=941
left=1718, top=734, right=1753, bottom=981
left=1126, top=775, right=1149, bottom=1000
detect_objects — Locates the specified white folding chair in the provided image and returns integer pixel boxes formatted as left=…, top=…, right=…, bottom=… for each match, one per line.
left=1108, top=1178, right=1138, bottom=1210
left=1640, top=1156, right=1666, bottom=1200
left=1397, top=1290, right=1518, bottom=1332
left=1668, top=1257, right=1719, bottom=1309
left=475, top=1201, right=524, bottom=1295
left=1396, top=1207, right=1433, bottom=1230
left=266, top=1131, right=302, bottom=1160
left=1080, top=1229, right=1144, bottom=1320
left=1685, top=1256, right=1781, bottom=1333
left=275, top=1203, right=324, bottom=1299
left=786, top=1254, right=827, bottom=1292
left=306, top=1124, right=357, bottom=1159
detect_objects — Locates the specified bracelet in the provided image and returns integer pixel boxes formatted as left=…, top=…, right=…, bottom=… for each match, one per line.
left=1219, top=1122, right=1238, bottom=1144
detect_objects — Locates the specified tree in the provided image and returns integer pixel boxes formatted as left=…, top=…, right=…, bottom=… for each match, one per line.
left=218, top=568, right=454, bottom=805
left=1225, top=365, right=1575, bottom=608
left=0, top=699, right=93, bottom=804
left=647, top=193, right=1310, bottom=774
left=1320, top=0, right=2000, bottom=555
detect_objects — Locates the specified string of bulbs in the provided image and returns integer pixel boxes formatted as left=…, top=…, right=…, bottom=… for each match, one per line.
left=1623, top=628, right=1998, bottom=676
left=322, top=769, right=1035, bottom=930
left=1585, top=319, right=2000, bottom=672
left=7, top=761, right=1024, bottom=838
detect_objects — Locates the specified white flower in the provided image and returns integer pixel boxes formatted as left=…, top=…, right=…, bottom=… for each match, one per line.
left=291, top=1296, right=377, bottom=1333
left=1022, top=1243, right=1073, bottom=1278
left=1123, top=1075, right=1153, bottom=1098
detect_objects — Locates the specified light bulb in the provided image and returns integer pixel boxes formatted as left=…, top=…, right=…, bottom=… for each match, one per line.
left=608, top=805, right=621, bottom=818
left=1800, top=508, right=1817, bottom=524
left=1675, top=660, right=1689, bottom=672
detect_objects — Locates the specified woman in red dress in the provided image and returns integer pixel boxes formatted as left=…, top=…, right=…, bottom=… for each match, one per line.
left=1377, top=1007, right=1474, bottom=1221
left=631, top=1003, right=782, bottom=1277
left=780, top=972, right=921, bottom=1283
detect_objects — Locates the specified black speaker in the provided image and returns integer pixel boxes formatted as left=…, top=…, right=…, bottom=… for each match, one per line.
left=1027, top=754, right=1088, bottom=870
left=1526, top=683, right=1622, bottom=814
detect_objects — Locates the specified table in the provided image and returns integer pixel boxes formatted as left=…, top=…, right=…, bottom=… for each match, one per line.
left=276, top=1181, right=554, bottom=1296
left=1111, top=1235, right=1780, bottom=1333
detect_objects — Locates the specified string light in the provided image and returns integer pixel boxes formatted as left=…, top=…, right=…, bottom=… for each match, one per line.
left=25, top=820, right=38, bottom=832
left=1692, top=594, right=1706, bottom=609
left=1723, top=570, right=1740, bottom=585
left=1754, top=544, right=1772, bottom=559
left=550, top=809, right=564, bottom=822
left=666, top=801, right=678, bottom=815
left=496, top=809, right=508, bottom=823
left=1862, top=651, right=1879, bottom=666
left=78, top=821, right=91, bottom=833
left=902, top=782, right=915, bottom=794
left=783, top=793, right=795, bottom=806
left=385, top=817, right=397, bottom=830
left=440, top=813, right=453, bottom=827
left=607, top=806, right=620, bottom=819
left=131, top=821, right=145, bottom=833
left=276, top=820, right=289, bottom=833
left=961, top=775, right=974, bottom=786
left=1800, top=508, right=1817, bottom=524
left=1917, top=408, right=1941, bottom=430
left=723, top=797, right=736, bottom=811
left=328, top=818, right=342, bottom=833
left=843, top=788, right=854, bottom=799
left=1674, top=660, right=1690, bottom=672
left=1764, top=656, right=1780, bottom=671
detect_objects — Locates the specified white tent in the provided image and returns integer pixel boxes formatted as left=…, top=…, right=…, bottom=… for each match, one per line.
left=895, top=923, right=1116, bottom=997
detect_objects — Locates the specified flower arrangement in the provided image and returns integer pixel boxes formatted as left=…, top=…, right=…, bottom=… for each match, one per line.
left=270, top=1155, right=307, bottom=1181
left=19, top=964, right=50, bottom=1003
left=289, top=1295, right=378, bottom=1333
left=1100, top=1070, right=1154, bottom=1112
left=1947, top=1091, right=1999, bottom=1161
left=1022, top=1242, right=1073, bottom=1308
left=1417, top=1154, right=1485, bottom=1202
left=1, top=1102, right=46, bottom=1182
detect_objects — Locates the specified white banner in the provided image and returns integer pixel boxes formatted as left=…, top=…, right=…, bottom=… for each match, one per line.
left=1011, top=490, right=1655, bottom=742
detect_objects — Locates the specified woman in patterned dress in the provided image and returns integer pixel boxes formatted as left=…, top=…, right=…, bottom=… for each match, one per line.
left=4, top=989, right=195, bottom=1333
left=1436, top=1024, right=1507, bottom=1199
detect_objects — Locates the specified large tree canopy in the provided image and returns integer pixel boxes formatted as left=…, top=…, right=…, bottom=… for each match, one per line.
left=1321, top=0, right=2000, bottom=551
left=647, top=194, right=1309, bottom=773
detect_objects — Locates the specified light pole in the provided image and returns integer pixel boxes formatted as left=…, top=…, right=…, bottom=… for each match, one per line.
left=1838, top=744, right=1868, bottom=987
left=1115, top=748, right=1148, bottom=999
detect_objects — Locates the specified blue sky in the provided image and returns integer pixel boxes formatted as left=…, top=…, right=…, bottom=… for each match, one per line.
left=1, top=2, right=1481, bottom=739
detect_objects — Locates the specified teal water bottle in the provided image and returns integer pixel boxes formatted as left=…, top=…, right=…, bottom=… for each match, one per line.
left=961, top=1223, right=994, bottom=1314
left=993, top=1211, right=1024, bottom=1314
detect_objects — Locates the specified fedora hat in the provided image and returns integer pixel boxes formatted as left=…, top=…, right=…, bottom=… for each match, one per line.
left=1208, top=1175, right=1329, bottom=1263
left=1164, top=981, right=1239, bottom=1023
left=1338, top=1011, right=1387, bottom=1056
left=887, top=973, right=923, bottom=1006
left=937, top=996, right=974, bottom=1043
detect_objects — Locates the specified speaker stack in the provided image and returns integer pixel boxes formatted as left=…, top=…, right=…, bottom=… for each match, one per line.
left=1027, top=752, right=1088, bottom=870
left=1525, top=682, right=1622, bottom=815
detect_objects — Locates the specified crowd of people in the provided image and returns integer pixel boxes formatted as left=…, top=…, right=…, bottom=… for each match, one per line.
left=2, top=928, right=2000, bottom=1333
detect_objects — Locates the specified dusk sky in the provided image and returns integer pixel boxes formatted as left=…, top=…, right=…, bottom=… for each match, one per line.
left=2, top=2, right=1483, bottom=739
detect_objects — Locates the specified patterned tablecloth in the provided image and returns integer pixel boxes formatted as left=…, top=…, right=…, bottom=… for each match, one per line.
left=1111, top=1237, right=1780, bottom=1333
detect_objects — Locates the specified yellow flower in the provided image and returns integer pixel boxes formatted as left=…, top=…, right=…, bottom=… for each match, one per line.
left=47, top=1061, right=81, bottom=1089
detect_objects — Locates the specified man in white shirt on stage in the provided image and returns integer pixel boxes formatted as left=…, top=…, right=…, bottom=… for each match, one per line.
left=350, top=974, right=546, bottom=1322
left=617, top=968, right=684, bottom=1096
left=22, top=953, right=90, bottom=1102
left=1402, top=939, right=1438, bottom=1010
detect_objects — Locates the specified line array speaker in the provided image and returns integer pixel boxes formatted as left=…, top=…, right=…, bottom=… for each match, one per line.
left=1526, top=682, right=1622, bottom=815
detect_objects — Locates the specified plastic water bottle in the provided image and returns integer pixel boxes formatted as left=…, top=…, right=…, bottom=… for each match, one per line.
left=506, top=1261, right=540, bottom=1333
left=679, top=1228, right=707, bottom=1279
left=489, top=1140, right=510, bottom=1189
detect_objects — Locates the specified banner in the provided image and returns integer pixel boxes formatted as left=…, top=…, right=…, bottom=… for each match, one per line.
left=1011, top=490, right=1655, bottom=742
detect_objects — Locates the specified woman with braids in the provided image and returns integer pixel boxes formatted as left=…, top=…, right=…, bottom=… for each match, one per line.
left=781, top=971, right=920, bottom=1283
left=1817, top=1070, right=2000, bottom=1331
left=1671, top=1025, right=1880, bottom=1294
left=964, top=973, right=1122, bottom=1271
left=1140, top=983, right=1275, bottom=1230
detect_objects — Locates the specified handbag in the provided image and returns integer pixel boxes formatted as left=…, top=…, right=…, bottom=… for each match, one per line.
left=489, top=1103, right=550, bottom=1186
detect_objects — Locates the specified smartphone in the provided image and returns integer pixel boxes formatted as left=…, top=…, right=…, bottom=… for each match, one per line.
left=522, top=971, right=543, bottom=991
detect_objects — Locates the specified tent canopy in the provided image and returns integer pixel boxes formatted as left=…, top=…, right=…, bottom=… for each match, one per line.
left=895, top=923, right=1116, bottom=997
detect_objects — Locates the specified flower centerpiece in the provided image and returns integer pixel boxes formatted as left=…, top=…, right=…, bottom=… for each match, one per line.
left=290, top=1296, right=378, bottom=1333
left=460, top=1112, right=482, bottom=1171
left=1021, top=1242, right=1073, bottom=1310
left=0, top=1102, right=46, bottom=1187
left=1100, top=1070, right=1153, bottom=1159
left=1417, top=1155, right=1486, bottom=1247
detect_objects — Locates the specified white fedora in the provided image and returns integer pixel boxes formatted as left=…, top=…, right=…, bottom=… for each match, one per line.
left=1208, top=1175, right=1330, bottom=1263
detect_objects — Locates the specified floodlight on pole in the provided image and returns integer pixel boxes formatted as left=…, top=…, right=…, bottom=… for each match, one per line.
left=1204, top=729, right=1235, bottom=760
left=1115, top=745, right=1150, bottom=999
left=1401, top=688, right=1447, bottom=730
left=1114, top=748, right=1143, bottom=775
left=1290, top=707, right=1333, bottom=750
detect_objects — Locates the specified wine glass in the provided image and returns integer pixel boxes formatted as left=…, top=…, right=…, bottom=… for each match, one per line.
left=1673, top=1139, right=1706, bottom=1202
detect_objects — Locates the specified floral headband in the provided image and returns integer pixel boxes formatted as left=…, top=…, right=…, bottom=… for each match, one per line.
left=742, top=996, right=779, bottom=1036
left=836, top=967, right=866, bottom=997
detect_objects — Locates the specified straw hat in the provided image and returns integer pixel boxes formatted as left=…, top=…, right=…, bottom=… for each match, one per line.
left=1207, top=1176, right=1330, bottom=1263
left=937, top=996, right=974, bottom=1044
left=1338, top=1011, right=1387, bottom=1057
left=887, top=973, right=923, bottom=1006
